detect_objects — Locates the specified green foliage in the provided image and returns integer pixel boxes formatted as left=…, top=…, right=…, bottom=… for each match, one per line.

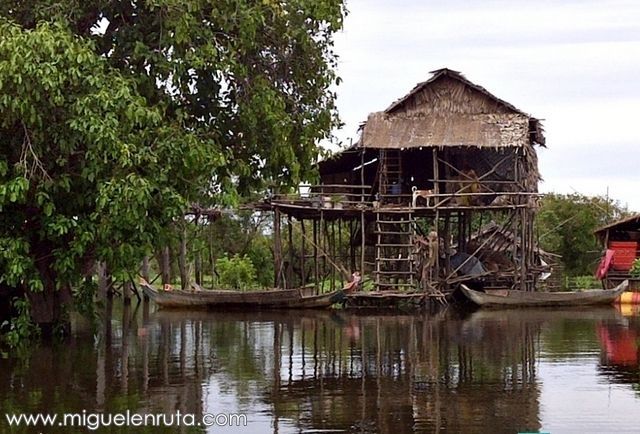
left=203, top=212, right=274, bottom=287
left=536, top=193, right=629, bottom=276
left=0, top=1, right=344, bottom=328
left=1, top=297, right=39, bottom=348
left=216, top=254, right=258, bottom=290
left=631, top=259, right=640, bottom=278
left=1, top=0, right=345, bottom=197
left=0, top=20, right=218, bottom=328
left=566, top=275, right=601, bottom=291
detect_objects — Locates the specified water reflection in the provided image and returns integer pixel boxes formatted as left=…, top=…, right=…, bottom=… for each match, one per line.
left=1, top=304, right=639, bottom=433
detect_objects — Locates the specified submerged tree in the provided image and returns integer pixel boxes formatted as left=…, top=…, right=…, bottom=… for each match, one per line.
left=0, top=21, right=218, bottom=333
left=0, top=1, right=346, bottom=333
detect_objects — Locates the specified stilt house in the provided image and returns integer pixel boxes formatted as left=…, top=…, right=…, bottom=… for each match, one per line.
left=266, top=68, right=546, bottom=294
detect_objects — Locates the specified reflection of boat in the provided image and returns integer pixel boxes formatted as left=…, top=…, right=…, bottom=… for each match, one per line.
left=141, top=281, right=344, bottom=309
left=460, top=280, right=629, bottom=307
left=465, top=306, right=625, bottom=323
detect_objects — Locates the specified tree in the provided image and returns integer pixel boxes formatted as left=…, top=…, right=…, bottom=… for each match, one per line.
left=0, top=21, right=217, bottom=333
left=0, top=1, right=345, bottom=333
left=536, top=193, right=629, bottom=276
left=1, top=0, right=345, bottom=197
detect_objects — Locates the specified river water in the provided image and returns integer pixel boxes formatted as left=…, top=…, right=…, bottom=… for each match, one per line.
left=1, top=302, right=640, bottom=433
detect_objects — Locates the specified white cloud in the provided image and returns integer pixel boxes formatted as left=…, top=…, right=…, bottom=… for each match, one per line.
left=332, top=0, right=640, bottom=210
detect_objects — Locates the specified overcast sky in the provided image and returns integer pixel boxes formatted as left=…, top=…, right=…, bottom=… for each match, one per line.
left=331, top=0, right=640, bottom=211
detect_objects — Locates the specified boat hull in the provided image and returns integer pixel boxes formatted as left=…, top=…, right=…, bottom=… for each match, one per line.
left=141, top=284, right=344, bottom=309
left=460, top=280, right=629, bottom=307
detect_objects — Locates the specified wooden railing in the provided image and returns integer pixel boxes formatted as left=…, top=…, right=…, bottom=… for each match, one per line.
left=271, top=184, right=373, bottom=209
left=270, top=183, right=541, bottom=210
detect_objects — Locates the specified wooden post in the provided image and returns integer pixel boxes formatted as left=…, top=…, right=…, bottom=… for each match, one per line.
left=274, top=208, right=282, bottom=288
left=432, top=148, right=440, bottom=290
left=360, top=148, right=366, bottom=277
left=361, top=211, right=365, bottom=278
left=313, top=219, right=319, bottom=294
left=300, top=219, right=306, bottom=287
left=320, top=210, right=325, bottom=292
left=179, top=225, right=189, bottom=290
left=444, top=213, right=451, bottom=292
left=338, top=219, right=343, bottom=287
left=194, top=215, right=202, bottom=286
left=209, top=218, right=215, bottom=289
left=287, top=215, right=294, bottom=289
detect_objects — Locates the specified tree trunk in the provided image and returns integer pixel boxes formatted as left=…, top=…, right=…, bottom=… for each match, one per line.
left=141, top=256, right=150, bottom=281
left=26, top=277, right=71, bottom=337
left=97, top=261, right=108, bottom=300
left=24, top=244, right=72, bottom=336
left=161, top=246, right=171, bottom=285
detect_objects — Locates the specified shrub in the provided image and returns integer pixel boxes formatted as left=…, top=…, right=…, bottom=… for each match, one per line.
left=216, top=255, right=258, bottom=290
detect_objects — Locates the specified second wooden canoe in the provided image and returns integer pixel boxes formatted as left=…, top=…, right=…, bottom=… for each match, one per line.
left=460, top=280, right=629, bottom=307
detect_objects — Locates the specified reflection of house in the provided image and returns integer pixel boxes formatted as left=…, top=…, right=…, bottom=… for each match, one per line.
left=595, top=214, right=640, bottom=289
left=264, top=68, right=546, bottom=292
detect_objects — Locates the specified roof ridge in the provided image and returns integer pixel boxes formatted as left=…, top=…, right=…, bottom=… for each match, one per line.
left=384, top=68, right=532, bottom=119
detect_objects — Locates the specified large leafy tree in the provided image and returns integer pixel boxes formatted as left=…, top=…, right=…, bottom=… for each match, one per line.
left=0, top=1, right=345, bottom=332
left=536, top=193, right=629, bottom=276
left=0, top=21, right=218, bottom=332
left=1, top=0, right=344, bottom=197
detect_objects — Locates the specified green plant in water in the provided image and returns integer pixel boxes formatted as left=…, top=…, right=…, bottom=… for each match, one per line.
left=216, top=255, right=258, bottom=290
left=0, top=297, right=40, bottom=349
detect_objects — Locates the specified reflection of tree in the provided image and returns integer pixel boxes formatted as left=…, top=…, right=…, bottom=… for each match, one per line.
left=10, top=306, right=634, bottom=433
left=0, top=302, right=207, bottom=433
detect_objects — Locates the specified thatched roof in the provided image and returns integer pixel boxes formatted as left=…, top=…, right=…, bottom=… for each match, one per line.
left=358, top=68, right=545, bottom=149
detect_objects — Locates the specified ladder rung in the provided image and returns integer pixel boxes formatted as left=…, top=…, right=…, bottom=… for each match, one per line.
left=374, top=271, right=415, bottom=275
left=376, top=257, right=413, bottom=261
left=376, top=220, right=413, bottom=224
left=377, top=243, right=414, bottom=247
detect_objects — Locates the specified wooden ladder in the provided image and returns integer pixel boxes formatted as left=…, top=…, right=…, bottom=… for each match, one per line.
left=374, top=211, right=416, bottom=291
left=379, top=149, right=402, bottom=203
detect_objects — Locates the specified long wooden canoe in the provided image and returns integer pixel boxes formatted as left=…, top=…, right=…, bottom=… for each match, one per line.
left=460, top=280, right=629, bottom=307
left=141, top=282, right=345, bottom=309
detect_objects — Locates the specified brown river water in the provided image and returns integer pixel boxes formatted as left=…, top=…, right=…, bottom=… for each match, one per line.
left=1, top=301, right=640, bottom=433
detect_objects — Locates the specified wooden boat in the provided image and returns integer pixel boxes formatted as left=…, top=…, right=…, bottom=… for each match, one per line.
left=140, top=281, right=345, bottom=309
left=459, top=280, right=629, bottom=307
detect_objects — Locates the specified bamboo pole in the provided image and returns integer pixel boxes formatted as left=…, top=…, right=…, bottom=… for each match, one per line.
left=300, top=219, right=306, bottom=287
left=313, top=219, right=319, bottom=294
left=287, top=215, right=294, bottom=289
left=274, top=208, right=282, bottom=288
left=179, top=225, right=188, bottom=290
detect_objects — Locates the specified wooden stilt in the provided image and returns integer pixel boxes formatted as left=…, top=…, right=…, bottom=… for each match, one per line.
left=274, top=208, right=282, bottom=288
left=179, top=225, right=188, bottom=290
left=287, top=215, right=294, bottom=289
left=300, top=219, right=306, bottom=287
